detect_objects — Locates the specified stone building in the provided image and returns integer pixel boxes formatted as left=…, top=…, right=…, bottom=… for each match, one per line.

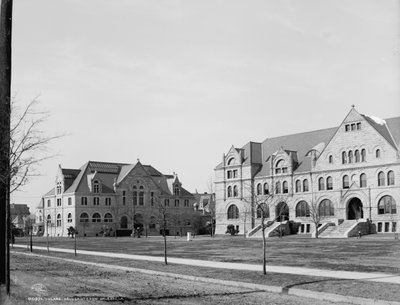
left=41, top=160, right=197, bottom=237
left=214, top=107, right=400, bottom=238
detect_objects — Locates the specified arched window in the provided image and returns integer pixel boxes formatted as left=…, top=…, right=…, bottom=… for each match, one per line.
left=139, top=189, right=144, bottom=206
left=378, top=196, right=396, bottom=214
left=319, top=199, right=334, bottom=217
left=92, top=213, right=101, bottom=223
left=104, top=213, right=113, bottom=223
left=227, top=186, right=232, bottom=198
left=93, top=180, right=100, bottom=193
left=275, top=181, right=281, bottom=194
left=342, top=151, right=347, bottom=164
left=388, top=171, right=395, bottom=186
left=361, top=149, right=366, bottom=162
left=47, top=214, right=51, bottom=222
left=256, top=183, right=262, bottom=195
left=355, top=150, right=360, bottom=163
left=296, top=201, right=310, bottom=217
left=348, top=151, right=353, bottom=163
left=328, top=155, right=333, bottom=164
left=67, top=213, right=72, bottom=223
left=295, top=180, right=301, bottom=193
left=275, top=159, right=287, bottom=174
left=120, top=216, right=128, bottom=229
left=149, top=216, right=156, bottom=229
left=56, top=214, right=61, bottom=226
left=376, top=149, right=381, bottom=158
left=318, top=177, right=325, bottom=191
left=227, top=157, right=234, bottom=165
left=282, top=181, right=288, bottom=193
left=303, top=179, right=309, bottom=192
left=233, top=185, right=238, bottom=197
left=174, top=185, right=180, bottom=196
left=133, top=185, right=138, bottom=206
left=256, top=205, right=270, bottom=219
left=326, top=176, right=333, bottom=190
left=378, top=171, right=385, bottom=186
left=227, top=205, right=239, bottom=219
left=360, top=173, right=367, bottom=188
left=79, top=213, right=89, bottom=222
left=263, top=183, right=269, bottom=195
left=342, top=175, right=349, bottom=189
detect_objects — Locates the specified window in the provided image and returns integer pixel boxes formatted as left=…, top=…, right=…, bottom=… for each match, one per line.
left=356, top=122, right=361, bottom=130
left=355, top=150, right=360, bottom=163
left=104, top=213, right=113, bottom=223
left=328, top=155, right=333, bottom=164
left=296, top=201, right=310, bottom=217
left=256, top=205, right=269, bottom=219
left=80, top=213, right=89, bottom=223
left=378, top=222, right=382, bottom=232
left=227, top=157, right=234, bottom=165
left=81, top=197, right=87, bottom=205
left=122, top=191, right=126, bottom=205
left=227, top=186, right=232, bottom=198
left=275, top=181, right=281, bottom=194
left=149, top=216, right=156, bottom=229
left=47, top=215, right=51, bottom=223
left=227, top=205, right=239, bottom=219
left=175, top=199, right=179, bottom=207
left=385, top=222, right=390, bottom=232
left=393, top=222, right=397, bottom=233
left=233, top=185, right=238, bottom=197
left=184, top=199, right=189, bottom=207
left=56, top=182, right=62, bottom=194
left=378, top=195, right=396, bottom=214
left=67, top=213, right=72, bottom=223
left=342, top=175, right=349, bottom=189
left=303, top=179, right=309, bottom=192
left=326, top=176, right=333, bottom=190
left=388, top=171, right=395, bottom=186
left=318, top=177, right=325, bottom=191
left=133, top=186, right=137, bottom=206
left=93, top=197, right=99, bottom=205
left=348, top=151, right=353, bottom=163
left=376, top=149, right=381, bottom=158
left=275, top=160, right=287, bottom=175
left=256, top=183, right=262, bottom=195
left=93, top=181, right=100, bottom=193
left=68, top=198, right=72, bottom=205
left=227, top=171, right=232, bottom=179
left=92, top=213, right=101, bottom=222
left=151, top=192, right=154, bottom=206
left=361, top=149, right=366, bottom=162
left=319, top=199, right=334, bottom=217
left=233, top=170, right=238, bottom=178
left=360, top=173, right=367, bottom=188
left=174, top=185, right=180, bottom=196
left=120, top=216, right=128, bottom=229
left=345, top=124, right=350, bottom=131
left=378, top=171, right=385, bottom=186
left=342, top=152, right=347, bottom=164
left=295, top=180, right=301, bottom=193
left=351, top=123, right=355, bottom=131
left=164, top=199, right=169, bottom=207
left=47, top=200, right=51, bottom=207
left=57, top=198, right=61, bottom=206
left=56, top=214, right=61, bottom=226
left=263, top=183, right=269, bottom=195
left=139, top=187, right=144, bottom=206
left=282, top=181, right=288, bottom=193
left=105, top=197, right=111, bottom=206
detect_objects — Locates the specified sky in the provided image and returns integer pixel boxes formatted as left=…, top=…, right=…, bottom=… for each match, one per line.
left=10, top=0, right=400, bottom=213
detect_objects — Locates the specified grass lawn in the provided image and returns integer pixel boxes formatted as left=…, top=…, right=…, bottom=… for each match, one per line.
left=14, top=233, right=400, bottom=274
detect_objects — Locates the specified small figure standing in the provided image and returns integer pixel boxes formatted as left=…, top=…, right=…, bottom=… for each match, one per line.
left=358, top=230, right=362, bottom=239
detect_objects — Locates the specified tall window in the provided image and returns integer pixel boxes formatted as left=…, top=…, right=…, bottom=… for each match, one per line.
left=296, top=201, right=310, bottom=217
left=295, top=180, right=301, bottom=193
left=56, top=214, right=61, bottom=226
left=342, top=152, right=347, bottom=164
left=282, top=181, right=288, bottom=193
left=93, top=181, right=99, bottom=193
left=104, top=213, right=113, bottom=223
left=139, top=186, right=144, bottom=205
left=378, top=171, right=385, bottom=186
left=184, top=199, right=189, bottom=207
left=227, top=205, right=239, bottom=219
left=56, top=182, right=62, bottom=194
left=133, top=186, right=137, bottom=205
left=388, top=171, right=395, bottom=186
left=376, top=149, right=381, bottom=158
left=68, top=198, right=72, bottom=205
left=361, top=149, right=366, bottom=162
left=175, top=199, right=179, bottom=207
left=93, top=197, right=99, bottom=205
left=355, top=150, right=360, bottom=163
left=47, top=200, right=51, bottom=207
left=164, top=199, right=169, bottom=207
left=233, top=185, right=238, bottom=197
left=318, top=177, right=325, bottom=191
left=105, top=197, right=111, bottom=206
left=378, top=196, right=396, bottom=214
left=275, top=181, right=281, bottom=194
left=47, top=215, right=51, bottom=223
left=227, top=186, right=232, bottom=198
left=348, top=151, right=353, bottom=163
left=256, top=183, right=262, bottom=195
left=122, top=191, right=126, bottom=205
left=275, top=160, right=287, bottom=174
left=79, top=213, right=89, bottom=222
left=360, top=173, right=367, bottom=188
left=57, top=198, right=61, bottom=206
left=67, top=213, right=72, bottom=223
left=263, top=183, right=269, bottom=195
left=342, top=175, right=349, bottom=189
left=319, top=199, right=334, bottom=216
left=326, top=176, right=333, bottom=190
left=174, top=185, right=180, bottom=196
left=151, top=192, right=154, bottom=206
left=328, top=155, right=333, bottom=164
left=92, top=213, right=101, bottom=222
left=303, top=179, right=309, bottom=192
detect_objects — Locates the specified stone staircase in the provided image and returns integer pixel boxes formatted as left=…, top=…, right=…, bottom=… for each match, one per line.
left=247, top=221, right=286, bottom=238
left=319, top=220, right=359, bottom=238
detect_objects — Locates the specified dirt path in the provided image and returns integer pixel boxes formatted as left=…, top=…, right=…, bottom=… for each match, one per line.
left=9, top=251, right=351, bottom=305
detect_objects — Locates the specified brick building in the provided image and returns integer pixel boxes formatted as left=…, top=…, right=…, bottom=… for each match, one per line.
left=41, top=160, right=198, bottom=237
left=214, top=107, right=400, bottom=238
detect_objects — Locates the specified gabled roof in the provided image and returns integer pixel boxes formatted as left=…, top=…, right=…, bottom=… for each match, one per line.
left=362, top=115, right=398, bottom=149
left=386, top=117, right=400, bottom=147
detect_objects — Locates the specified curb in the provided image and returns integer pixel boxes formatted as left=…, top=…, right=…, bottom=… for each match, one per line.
left=12, top=251, right=400, bottom=305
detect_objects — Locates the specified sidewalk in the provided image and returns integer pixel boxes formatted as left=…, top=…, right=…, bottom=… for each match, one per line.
left=13, top=244, right=400, bottom=284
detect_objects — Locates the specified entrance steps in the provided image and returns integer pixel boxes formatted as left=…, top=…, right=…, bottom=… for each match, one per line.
left=247, top=221, right=289, bottom=238
left=319, top=220, right=365, bottom=238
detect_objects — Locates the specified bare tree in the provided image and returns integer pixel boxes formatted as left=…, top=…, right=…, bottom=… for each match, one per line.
left=309, top=198, right=321, bottom=238
left=157, top=196, right=169, bottom=265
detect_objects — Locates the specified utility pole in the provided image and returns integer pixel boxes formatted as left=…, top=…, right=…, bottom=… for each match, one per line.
left=0, top=0, right=13, bottom=298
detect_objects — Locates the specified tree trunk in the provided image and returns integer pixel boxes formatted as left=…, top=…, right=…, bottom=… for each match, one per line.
left=262, top=225, right=267, bottom=275
left=315, top=223, right=319, bottom=239
left=163, top=219, right=168, bottom=265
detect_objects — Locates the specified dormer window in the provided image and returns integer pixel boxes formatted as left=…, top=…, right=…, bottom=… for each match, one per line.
left=56, top=182, right=62, bottom=194
left=174, top=185, right=180, bottom=196
left=345, top=122, right=361, bottom=132
left=275, top=160, right=287, bottom=175
left=93, top=180, right=100, bottom=193
left=227, top=157, right=234, bottom=166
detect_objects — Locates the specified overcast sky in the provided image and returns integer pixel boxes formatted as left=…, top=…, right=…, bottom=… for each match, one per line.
left=10, top=0, right=400, bottom=212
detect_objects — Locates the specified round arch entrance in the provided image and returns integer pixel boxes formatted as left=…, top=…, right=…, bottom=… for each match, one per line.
left=347, top=197, right=363, bottom=220
left=276, top=202, right=289, bottom=222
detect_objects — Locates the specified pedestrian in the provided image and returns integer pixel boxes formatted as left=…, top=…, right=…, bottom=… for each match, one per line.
left=358, top=230, right=362, bottom=239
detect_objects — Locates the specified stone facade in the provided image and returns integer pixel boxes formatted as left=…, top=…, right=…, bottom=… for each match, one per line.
left=214, top=108, right=400, bottom=237
left=42, top=160, right=199, bottom=237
